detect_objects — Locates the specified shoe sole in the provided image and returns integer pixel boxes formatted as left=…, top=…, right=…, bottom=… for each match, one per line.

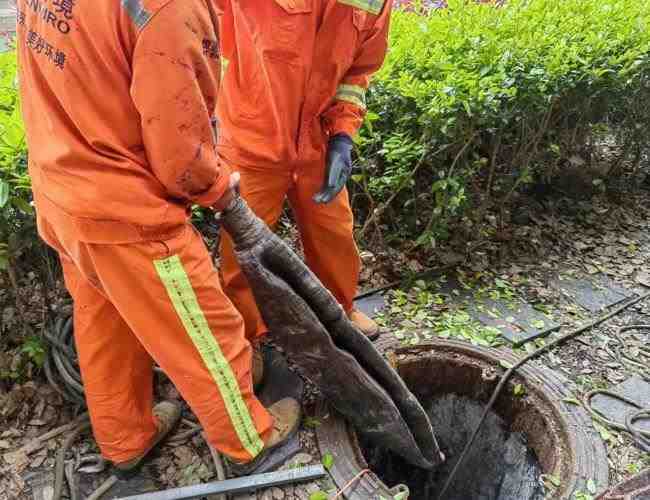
left=114, top=409, right=180, bottom=472
left=229, top=407, right=302, bottom=477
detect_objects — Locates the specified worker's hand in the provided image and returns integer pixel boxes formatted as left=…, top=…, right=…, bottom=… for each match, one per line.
left=313, top=134, right=353, bottom=204
left=213, top=172, right=241, bottom=212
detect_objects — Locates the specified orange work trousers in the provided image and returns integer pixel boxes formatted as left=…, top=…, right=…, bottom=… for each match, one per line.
left=220, top=162, right=361, bottom=340
left=37, top=216, right=273, bottom=464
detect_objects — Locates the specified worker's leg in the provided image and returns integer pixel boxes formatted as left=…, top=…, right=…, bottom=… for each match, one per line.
left=288, top=164, right=361, bottom=314
left=85, top=225, right=274, bottom=463
left=36, top=214, right=159, bottom=464
left=60, top=258, right=159, bottom=463
left=219, top=166, right=291, bottom=340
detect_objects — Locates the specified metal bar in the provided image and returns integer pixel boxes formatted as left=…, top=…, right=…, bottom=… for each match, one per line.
left=115, top=465, right=327, bottom=500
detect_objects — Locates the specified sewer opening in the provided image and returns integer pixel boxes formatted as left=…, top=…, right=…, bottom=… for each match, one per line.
left=356, top=353, right=561, bottom=500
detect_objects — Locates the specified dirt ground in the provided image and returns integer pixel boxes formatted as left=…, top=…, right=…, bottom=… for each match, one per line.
left=1, top=190, right=650, bottom=499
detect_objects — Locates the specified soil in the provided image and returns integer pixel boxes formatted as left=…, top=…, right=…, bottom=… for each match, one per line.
left=2, top=189, right=650, bottom=499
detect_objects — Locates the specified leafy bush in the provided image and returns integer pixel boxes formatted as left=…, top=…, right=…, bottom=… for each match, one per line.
left=0, top=49, right=32, bottom=270
left=355, top=0, right=650, bottom=245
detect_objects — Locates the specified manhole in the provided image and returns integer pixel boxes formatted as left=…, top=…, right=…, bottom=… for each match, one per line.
left=317, top=340, right=609, bottom=499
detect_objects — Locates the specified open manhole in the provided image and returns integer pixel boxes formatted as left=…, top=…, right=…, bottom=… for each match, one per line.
left=317, top=340, right=609, bottom=499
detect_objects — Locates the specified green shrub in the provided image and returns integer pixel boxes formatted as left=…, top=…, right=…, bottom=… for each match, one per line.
left=0, top=49, right=32, bottom=270
left=356, top=0, right=650, bottom=245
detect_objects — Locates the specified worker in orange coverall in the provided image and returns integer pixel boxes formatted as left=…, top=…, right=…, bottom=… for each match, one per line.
left=16, top=0, right=299, bottom=474
left=217, top=0, right=393, bottom=347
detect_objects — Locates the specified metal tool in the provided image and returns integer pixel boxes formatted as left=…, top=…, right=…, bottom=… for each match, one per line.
left=115, top=465, right=327, bottom=500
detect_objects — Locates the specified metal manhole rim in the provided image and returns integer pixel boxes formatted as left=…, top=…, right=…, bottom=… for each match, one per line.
left=316, top=339, right=609, bottom=500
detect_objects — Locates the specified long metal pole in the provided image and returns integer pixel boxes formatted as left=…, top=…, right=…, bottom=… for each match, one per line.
left=115, top=465, right=327, bottom=500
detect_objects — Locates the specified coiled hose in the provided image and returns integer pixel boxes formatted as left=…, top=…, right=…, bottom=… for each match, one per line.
left=43, top=316, right=226, bottom=500
left=44, top=316, right=86, bottom=406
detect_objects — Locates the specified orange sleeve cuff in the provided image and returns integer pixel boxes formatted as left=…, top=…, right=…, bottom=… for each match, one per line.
left=324, top=100, right=365, bottom=138
left=194, top=159, right=232, bottom=209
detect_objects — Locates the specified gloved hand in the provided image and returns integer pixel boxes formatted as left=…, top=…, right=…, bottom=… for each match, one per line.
left=212, top=172, right=241, bottom=212
left=313, top=134, right=353, bottom=204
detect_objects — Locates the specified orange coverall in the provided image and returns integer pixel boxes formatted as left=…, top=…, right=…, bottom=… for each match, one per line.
left=16, top=0, right=271, bottom=463
left=217, top=0, right=393, bottom=339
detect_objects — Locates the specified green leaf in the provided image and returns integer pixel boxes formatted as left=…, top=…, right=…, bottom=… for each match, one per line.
left=593, top=422, right=612, bottom=442
left=322, top=453, right=334, bottom=471
left=304, top=417, right=321, bottom=429
left=513, top=384, right=525, bottom=396
left=393, top=492, right=408, bottom=500
left=0, top=180, right=8, bottom=208
left=499, top=360, right=513, bottom=369
left=562, top=398, right=581, bottom=406
left=587, top=479, right=597, bottom=494
left=309, top=492, right=329, bottom=500
left=547, top=475, right=561, bottom=487
left=11, top=197, right=33, bottom=214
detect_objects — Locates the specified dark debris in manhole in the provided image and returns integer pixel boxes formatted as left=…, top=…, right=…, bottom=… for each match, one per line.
left=360, top=394, right=544, bottom=500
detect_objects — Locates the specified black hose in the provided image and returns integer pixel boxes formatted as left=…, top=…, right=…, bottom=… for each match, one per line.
left=627, top=410, right=650, bottom=452
left=43, top=316, right=86, bottom=406
left=354, top=264, right=456, bottom=301
left=44, top=316, right=229, bottom=500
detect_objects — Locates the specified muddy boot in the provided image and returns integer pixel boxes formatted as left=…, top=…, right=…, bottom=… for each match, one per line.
left=113, top=401, right=181, bottom=473
left=253, top=348, right=264, bottom=389
left=349, top=309, right=380, bottom=340
left=229, top=397, right=301, bottom=477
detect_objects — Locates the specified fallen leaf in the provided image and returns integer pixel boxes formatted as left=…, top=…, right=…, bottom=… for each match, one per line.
left=531, top=319, right=545, bottom=329
left=322, top=453, right=334, bottom=471
left=30, top=452, right=47, bottom=468
left=587, top=479, right=597, bottom=494
left=634, top=271, right=650, bottom=288
left=593, top=422, right=612, bottom=443
left=3, top=449, right=28, bottom=468
left=542, top=474, right=561, bottom=487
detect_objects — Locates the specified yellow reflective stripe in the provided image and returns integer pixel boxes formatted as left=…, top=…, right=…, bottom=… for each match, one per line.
left=221, top=57, right=230, bottom=79
left=154, top=255, right=264, bottom=458
left=335, top=84, right=367, bottom=109
left=337, top=0, right=385, bottom=15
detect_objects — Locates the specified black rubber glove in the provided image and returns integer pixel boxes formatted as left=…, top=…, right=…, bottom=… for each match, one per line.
left=313, top=134, right=353, bottom=204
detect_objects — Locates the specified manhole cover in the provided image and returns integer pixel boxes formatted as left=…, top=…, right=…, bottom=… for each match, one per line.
left=317, top=341, right=609, bottom=499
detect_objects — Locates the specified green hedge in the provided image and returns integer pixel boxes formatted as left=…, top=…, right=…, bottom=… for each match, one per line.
left=0, top=49, right=31, bottom=270
left=355, top=0, right=650, bottom=244
left=3, top=0, right=650, bottom=259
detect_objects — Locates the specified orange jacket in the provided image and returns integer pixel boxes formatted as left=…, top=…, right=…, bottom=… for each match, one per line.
left=17, top=0, right=228, bottom=243
left=215, top=0, right=393, bottom=169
